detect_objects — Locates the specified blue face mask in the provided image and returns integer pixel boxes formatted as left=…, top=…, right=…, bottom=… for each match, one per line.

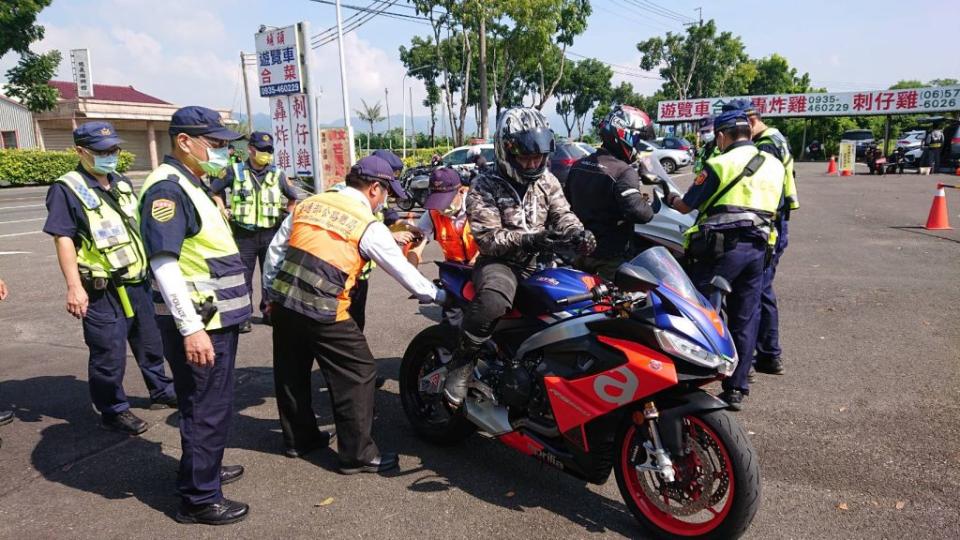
left=88, top=151, right=119, bottom=175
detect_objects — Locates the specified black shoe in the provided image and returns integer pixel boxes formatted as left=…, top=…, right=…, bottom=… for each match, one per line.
left=239, top=320, right=253, bottom=334
left=719, top=389, right=744, bottom=412
left=747, top=367, right=756, bottom=384
left=260, top=313, right=272, bottom=326
left=0, top=410, right=13, bottom=427
left=102, top=410, right=148, bottom=435
left=175, top=499, right=249, bottom=525
left=149, top=394, right=179, bottom=410
left=283, top=430, right=335, bottom=459
left=220, top=465, right=244, bottom=485
left=755, top=357, right=785, bottom=375
left=339, top=452, right=399, bottom=475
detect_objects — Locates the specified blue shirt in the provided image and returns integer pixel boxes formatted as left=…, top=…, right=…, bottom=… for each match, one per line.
left=138, top=156, right=205, bottom=259
left=43, top=165, right=131, bottom=244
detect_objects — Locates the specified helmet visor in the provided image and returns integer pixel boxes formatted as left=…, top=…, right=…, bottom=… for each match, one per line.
left=504, top=128, right=555, bottom=157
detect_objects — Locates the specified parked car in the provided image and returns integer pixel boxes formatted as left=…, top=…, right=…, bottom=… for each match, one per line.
left=839, top=129, right=875, bottom=160
left=895, top=130, right=925, bottom=150
left=549, top=141, right=592, bottom=184
left=637, top=139, right=691, bottom=174
left=574, top=141, right=597, bottom=156
left=655, top=136, right=694, bottom=158
left=441, top=143, right=495, bottom=170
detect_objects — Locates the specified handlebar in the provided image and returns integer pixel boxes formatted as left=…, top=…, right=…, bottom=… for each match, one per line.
left=556, top=284, right=610, bottom=306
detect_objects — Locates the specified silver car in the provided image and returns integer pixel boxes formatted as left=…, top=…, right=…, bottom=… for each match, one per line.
left=637, top=139, right=691, bottom=174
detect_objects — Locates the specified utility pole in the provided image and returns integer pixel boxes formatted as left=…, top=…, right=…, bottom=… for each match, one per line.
left=478, top=6, right=488, bottom=139
left=384, top=87, right=392, bottom=150
left=334, top=0, right=355, bottom=162
left=696, top=7, right=703, bottom=26
left=409, top=89, right=417, bottom=150
left=240, top=52, right=253, bottom=133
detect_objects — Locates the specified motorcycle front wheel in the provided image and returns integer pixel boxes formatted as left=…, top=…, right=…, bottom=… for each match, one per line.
left=396, top=196, right=417, bottom=212
left=614, top=408, right=760, bottom=539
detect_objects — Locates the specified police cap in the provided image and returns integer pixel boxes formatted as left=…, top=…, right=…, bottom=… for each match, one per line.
left=73, top=121, right=124, bottom=150
left=169, top=106, right=243, bottom=141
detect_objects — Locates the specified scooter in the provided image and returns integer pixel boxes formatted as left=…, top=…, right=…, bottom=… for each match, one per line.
left=633, top=153, right=695, bottom=258
left=397, top=165, right=432, bottom=211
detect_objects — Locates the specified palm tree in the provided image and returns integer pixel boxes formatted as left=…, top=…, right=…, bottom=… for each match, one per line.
left=355, top=99, right=384, bottom=152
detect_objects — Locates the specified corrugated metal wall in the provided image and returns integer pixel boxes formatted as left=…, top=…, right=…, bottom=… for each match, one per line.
left=40, top=128, right=74, bottom=151
left=0, top=99, right=37, bottom=148
left=116, top=130, right=151, bottom=170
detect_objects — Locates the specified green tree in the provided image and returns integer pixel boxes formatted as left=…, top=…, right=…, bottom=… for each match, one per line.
left=1, top=0, right=60, bottom=114
left=747, top=54, right=811, bottom=95
left=355, top=99, right=384, bottom=151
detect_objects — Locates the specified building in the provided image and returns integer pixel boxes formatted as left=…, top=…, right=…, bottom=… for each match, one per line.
left=34, top=81, right=235, bottom=170
left=0, top=94, right=37, bottom=149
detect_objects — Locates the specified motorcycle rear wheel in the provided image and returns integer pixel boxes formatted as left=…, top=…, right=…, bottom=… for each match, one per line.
left=399, top=324, right=476, bottom=445
left=396, top=197, right=417, bottom=212
left=614, top=408, right=760, bottom=539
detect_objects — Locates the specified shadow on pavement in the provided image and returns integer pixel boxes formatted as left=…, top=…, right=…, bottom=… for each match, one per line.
left=889, top=226, right=960, bottom=244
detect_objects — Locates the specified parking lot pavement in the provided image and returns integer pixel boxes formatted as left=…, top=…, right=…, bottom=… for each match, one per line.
left=0, top=163, right=958, bottom=538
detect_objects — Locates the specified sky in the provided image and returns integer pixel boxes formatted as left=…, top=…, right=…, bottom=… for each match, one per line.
left=1, top=0, right=958, bottom=131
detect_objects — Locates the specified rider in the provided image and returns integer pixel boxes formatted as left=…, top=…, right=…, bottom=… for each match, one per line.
left=564, top=105, right=655, bottom=280
left=442, top=107, right=595, bottom=407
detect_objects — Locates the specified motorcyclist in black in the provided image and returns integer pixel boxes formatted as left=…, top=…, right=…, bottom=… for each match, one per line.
left=564, top=105, right=656, bottom=279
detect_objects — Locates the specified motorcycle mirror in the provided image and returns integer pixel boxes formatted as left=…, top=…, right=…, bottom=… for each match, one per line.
left=639, top=172, right=659, bottom=185
left=614, top=263, right=659, bottom=292
left=709, top=275, right=732, bottom=294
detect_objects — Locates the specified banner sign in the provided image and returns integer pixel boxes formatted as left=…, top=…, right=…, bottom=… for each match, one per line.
left=255, top=25, right=303, bottom=97
left=289, top=94, right=315, bottom=178
left=70, top=49, right=93, bottom=98
left=318, top=128, right=351, bottom=190
left=838, top=142, right=856, bottom=175
left=270, top=95, right=296, bottom=178
left=657, top=85, right=960, bottom=122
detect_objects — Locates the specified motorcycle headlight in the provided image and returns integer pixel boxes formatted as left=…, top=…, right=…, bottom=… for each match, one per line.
left=654, top=329, right=737, bottom=376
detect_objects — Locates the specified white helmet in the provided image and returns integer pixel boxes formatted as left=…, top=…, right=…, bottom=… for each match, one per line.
left=494, top=107, right=555, bottom=183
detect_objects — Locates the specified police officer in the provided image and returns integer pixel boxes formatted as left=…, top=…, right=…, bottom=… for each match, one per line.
left=693, top=115, right=718, bottom=174
left=263, top=155, right=446, bottom=472
left=43, top=121, right=176, bottom=435
left=565, top=105, right=655, bottom=280
left=0, top=277, right=12, bottom=448
left=139, top=107, right=250, bottom=524
left=210, top=131, right=302, bottom=333
left=664, top=109, right=784, bottom=410
left=728, top=99, right=800, bottom=375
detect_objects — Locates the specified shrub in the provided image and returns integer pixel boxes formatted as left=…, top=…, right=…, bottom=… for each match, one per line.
left=0, top=149, right=136, bottom=186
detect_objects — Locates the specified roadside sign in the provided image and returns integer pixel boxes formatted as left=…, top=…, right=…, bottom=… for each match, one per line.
left=838, top=142, right=856, bottom=175
left=657, top=85, right=960, bottom=122
left=70, top=49, right=93, bottom=98
left=270, top=95, right=296, bottom=178
left=319, top=128, right=350, bottom=190
left=255, top=25, right=303, bottom=97
left=289, top=93, right=316, bottom=178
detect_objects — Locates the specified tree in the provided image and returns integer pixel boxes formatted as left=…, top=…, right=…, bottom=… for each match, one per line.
left=747, top=54, right=811, bottom=95
left=355, top=99, right=384, bottom=151
left=1, top=0, right=60, bottom=115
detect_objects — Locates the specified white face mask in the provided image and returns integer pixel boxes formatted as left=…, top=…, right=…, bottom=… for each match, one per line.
left=700, top=131, right=715, bottom=144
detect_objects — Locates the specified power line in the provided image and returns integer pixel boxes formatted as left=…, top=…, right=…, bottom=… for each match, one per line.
left=566, top=51, right=665, bottom=81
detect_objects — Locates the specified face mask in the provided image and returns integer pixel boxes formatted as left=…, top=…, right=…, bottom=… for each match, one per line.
left=197, top=144, right=231, bottom=176
left=700, top=131, right=715, bottom=144
left=252, top=151, right=273, bottom=167
left=441, top=194, right=461, bottom=216
left=84, top=150, right=119, bottom=175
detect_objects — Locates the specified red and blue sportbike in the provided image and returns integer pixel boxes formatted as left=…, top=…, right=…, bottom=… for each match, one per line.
left=400, top=246, right=760, bottom=539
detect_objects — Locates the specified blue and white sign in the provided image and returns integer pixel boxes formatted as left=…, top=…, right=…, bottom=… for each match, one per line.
left=255, top=25, right=303, bottom=98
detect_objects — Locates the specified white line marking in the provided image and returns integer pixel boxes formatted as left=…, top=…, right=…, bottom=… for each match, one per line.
left=0, top=251, right=30, bottom=255
left=0, top=204, right=44, bottom=210
left=0, top=196, right=44, bottom=202
left=0, top=217, right=44, bottom=225
left=0, top=230, right=42, bottom=238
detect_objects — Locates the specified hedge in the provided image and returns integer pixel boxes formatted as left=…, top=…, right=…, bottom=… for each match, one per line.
left=357, top=147, right=454, bottom=169
left=0, top=149, right=136, bottom=186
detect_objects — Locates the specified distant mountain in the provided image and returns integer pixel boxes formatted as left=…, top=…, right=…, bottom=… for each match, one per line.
left=232, top=112, right=273, bottom=132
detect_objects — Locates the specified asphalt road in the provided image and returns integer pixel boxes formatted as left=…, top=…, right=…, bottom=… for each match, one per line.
left=0, top=163, right=958, bottom=539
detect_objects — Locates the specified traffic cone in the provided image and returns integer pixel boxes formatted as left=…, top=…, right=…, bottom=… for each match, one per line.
left=924, top=184, right=952, bottom=230
left=826, top=156, right=837, bottom=175
left=954, top=166, right=960, bottom=176
left=840, top=168, right=853, bottom=177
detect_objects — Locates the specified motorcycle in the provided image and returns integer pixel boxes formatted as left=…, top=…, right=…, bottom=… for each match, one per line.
left=397, top=165, right=433, bottom=211
left=633, top=153, right=696, bottom=259
left=400, top=244, right=760, bottom=539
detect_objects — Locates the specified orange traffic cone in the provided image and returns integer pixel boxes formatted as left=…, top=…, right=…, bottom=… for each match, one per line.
left=826, top=156, right=837, bottom=175
left=954, top=167, right=960, bottom=176
left=925, top=184, right=952, bottom=230
left=840, top=169, right=853, bottom=177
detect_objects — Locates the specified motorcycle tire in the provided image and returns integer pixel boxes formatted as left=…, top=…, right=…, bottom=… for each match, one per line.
left=399, top=324, right=476, bottom=446
left=396, top=197, right=417, bottom=212
left=614, top=407, right=760, bottom=540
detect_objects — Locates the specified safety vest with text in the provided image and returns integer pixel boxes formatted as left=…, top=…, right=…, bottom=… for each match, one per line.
left=56, top=171, right=147, bottom=282
left=139, top=164, right=251, bottom=330
left=684, top=144, right=784, bottom=248
left=230, top=162, right=284, bottom=229
left=270, top=191, right=377, bottom=322
left=755, top=127, right=799, bottom=212
left=428, top=210, right=478, bottom=264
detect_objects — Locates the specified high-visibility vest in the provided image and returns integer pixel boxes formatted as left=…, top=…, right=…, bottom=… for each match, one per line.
left=139, top=164, right=250, bottom=330
left=230, top=162, right=284, bottom=228
left=755, top=127, right=799, bottom=212
left=428, top=209, right=478, bottom=263
left=269, top=191, right=377, bottom=323
left=55, top=171, right=147, bottom=282
left=694, top=143, right=720, bottom=174
left=684, top=144, right=784, bottom=248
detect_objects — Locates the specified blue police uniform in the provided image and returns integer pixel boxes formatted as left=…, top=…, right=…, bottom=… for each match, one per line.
left=681, top=113, right=783, bottom=404
left=43, top=124, right=175, bottom=419
left=139, top=107, right=249, bottom=518
left=753, top=139, right=788, bottom=364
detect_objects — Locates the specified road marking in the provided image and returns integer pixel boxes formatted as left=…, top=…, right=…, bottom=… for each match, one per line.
left=0, top=204, right=44, bottom=210
left=0, top=251, right=30, bottom=255
left=0, top=230, right=42, bottom=238
left=0, top=217, right=44, bottom=225
left=0, top=196, right=44, bottom=202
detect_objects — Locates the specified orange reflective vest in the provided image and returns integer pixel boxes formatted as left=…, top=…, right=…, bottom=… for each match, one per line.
left=429, top=209, right=478, bottom=264
left=269, top=191, right=376, bottom=322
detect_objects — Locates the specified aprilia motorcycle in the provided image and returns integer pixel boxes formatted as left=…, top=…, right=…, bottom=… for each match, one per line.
left=400, top=247, right=760, bottom=539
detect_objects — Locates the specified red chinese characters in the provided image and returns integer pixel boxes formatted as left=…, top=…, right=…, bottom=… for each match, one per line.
left=787, top=95, right=807, bottom=113
left=272, top=99, right=288, bottom=122
left=296, top=148, right=312, bottom=169
left=852, top=93, right=872, bottom=111
left=660, top=103, right=677, bottom=119
left=895, top=90, right=918, bottom=111
left=694, top=100, right=710, bottom=117
left=260, top=69, right=272, bottom=85
left=751, top=97, right=767, bottom=115
left=276, top=149, right=291, bottom=169
left=283, top=64, right=296, bottom=81
left=274, top=124, right=290, bottom=147
left=767, top=97, right=785, bottom=114
left=874, top=92, right=894, bottom=111
left=677, top=101, right=693, bottom=118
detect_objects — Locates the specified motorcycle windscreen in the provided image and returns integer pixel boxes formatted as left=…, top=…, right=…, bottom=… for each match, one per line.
left=626, top=247, right=705, bottom=308
left=637, top=151, right=684, bottom=195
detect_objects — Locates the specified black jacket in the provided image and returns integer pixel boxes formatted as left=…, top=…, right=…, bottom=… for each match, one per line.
left=564, top=148, right=654, bottom=258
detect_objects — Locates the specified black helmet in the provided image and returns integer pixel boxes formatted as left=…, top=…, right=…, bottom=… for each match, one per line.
left=598, top=105, right=655, bottom=161
left=494, top=107, right=555, bottom=183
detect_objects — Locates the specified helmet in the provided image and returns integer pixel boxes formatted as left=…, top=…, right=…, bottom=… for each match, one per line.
left=494, top=107, right=555, bottom=183
left=598, top=105, right=655, bottom=161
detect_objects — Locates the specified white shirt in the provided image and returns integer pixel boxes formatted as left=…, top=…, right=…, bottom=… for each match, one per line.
left=415, top=204, right=468, bottom=243
left=263, top=186, right=443, bottom=305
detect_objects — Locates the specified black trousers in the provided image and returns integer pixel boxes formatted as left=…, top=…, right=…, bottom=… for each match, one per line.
left=271, top=305, right=379, bottom=464
left=461, top=260, right=530, bottom=342
left=348, top=278, right=370, bottom=331
left=234, top=224, right=279, bottom=316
